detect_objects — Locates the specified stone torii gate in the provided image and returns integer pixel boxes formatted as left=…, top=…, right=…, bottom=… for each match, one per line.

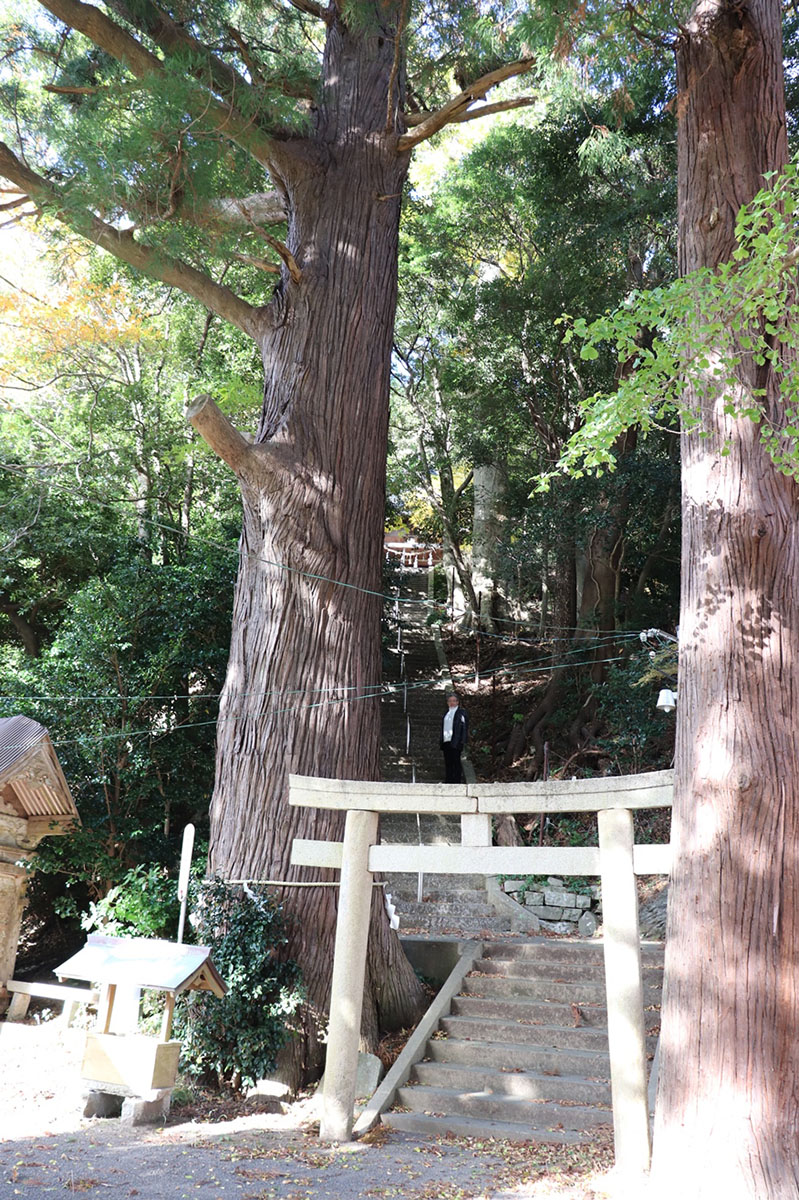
left=289, top=770, right=673, bottom=1174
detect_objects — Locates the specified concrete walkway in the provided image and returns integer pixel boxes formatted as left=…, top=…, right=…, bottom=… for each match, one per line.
left=0, top=1008, right=623, bottom=1200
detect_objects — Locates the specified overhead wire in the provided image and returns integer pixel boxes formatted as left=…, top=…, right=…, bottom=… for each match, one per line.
left=0, top=460, right=438, bottom=611
left=0, top=631, right=648, bottom=707
left=0, top=461, right=676, bottom=641
left=0, top=648, right=652, bottom=755
left=0, top=462, right=667, bottom=753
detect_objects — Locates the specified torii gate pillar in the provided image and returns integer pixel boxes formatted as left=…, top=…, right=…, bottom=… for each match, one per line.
left=319, top=809, right=378, bottom=1142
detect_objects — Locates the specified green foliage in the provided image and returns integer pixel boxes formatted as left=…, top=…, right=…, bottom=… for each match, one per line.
left=0, top=254, right=249, bottom=904
left=391, top=80, right=679, bottom=628
left=636, top=643, right=678, bottom=687
left=3, top=544, right=234, bottom=901
left=80, top=863, right=179, bottom=938
left=592, top=650, right=675, bottom=774
left=552, top=161, right=799, bottom=483
left=174, top=878, right=304, bottom=1090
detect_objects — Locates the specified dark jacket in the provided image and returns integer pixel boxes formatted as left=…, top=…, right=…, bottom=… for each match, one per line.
left=440, top=706, right=468, bottom=752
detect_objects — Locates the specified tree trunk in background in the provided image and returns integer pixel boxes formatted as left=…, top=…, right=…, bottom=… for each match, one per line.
left=0, top=600, right=40, bottom=657
left=652, top=2, right=799, bottom=1194
left=206, top=8, right=426, bottom=1090
left=471, top=461, right=507, bottom=633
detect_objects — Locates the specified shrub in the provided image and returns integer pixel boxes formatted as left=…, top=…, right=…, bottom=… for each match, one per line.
left=80, top=864, right=178, bottom=938
left=174, top=878, right=304, bottom=1090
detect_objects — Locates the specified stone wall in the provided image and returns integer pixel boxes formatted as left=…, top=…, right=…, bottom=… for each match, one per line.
left=501, top=875, right=600, bottom=936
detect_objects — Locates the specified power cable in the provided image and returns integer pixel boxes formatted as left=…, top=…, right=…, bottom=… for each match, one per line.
left=0, top=461, right=437, bottom=611
left=0, top=649, right=648, bottom=755
left=0, top=463, right=678, bottom=642
left=0, top=632, right=649, bottom=706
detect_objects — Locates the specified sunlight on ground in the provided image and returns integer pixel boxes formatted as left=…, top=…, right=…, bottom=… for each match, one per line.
left=0, top=1020, right=651, bottom=1200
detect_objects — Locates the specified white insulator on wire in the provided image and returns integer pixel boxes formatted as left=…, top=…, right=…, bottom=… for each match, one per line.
left=384, top=891, right=399, bottom=930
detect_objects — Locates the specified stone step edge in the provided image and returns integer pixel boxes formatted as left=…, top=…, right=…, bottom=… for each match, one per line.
left=463, top=978, right=662, bottom=1000
left=397, top=1083, right=612, bottom=1122
left=480, top=939, right=665, bottom=958
left=441, top=1014, right=659, bottom=1049
left=441, top=1014, right=610, bottom=1037
left=381, top=1110, right=601, bottom=1145
left=352, top=940, right=484, bottom=1137
left=427, top=1034, right=610, bottom=1060
left=412, top=1060, right=612, bottom=1091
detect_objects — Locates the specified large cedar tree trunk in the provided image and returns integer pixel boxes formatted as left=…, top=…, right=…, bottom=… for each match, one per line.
left=206, top=8, right=426, bottom=1090
left=652, top=1, right=799, bottom=1194
left=471, top=461, right=507, bottom=632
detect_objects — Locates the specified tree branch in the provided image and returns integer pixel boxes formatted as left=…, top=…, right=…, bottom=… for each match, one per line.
left=0, top=140, right=263, bottom=339
left=397, top=58, right=536, bottom=151
left=43, top=82, right=99, bottom=94
left=250, top=224, right=302, bottom=282
left=200, top=191, right=288, bottom=227
left=223, top=22, right=317, bottom=99
left=404, top=96, right=537, bottom=127
left=104, top=0, right=256, bottom=110
left=454, top=468, right=474, bottom=502
left=285, top=0, right=330, bottom=21
left=0, top=195, right=32, bottom=213
left=186, top=393, right=254, bottom=475
left=38, top=0, right=280, bottom=168
left=232, top=251, right=281, bottom=274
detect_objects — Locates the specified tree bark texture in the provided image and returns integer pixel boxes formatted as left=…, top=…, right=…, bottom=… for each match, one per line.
left=652, top=3, right=799, bottom=1195
left=206, top=8, right=427, bottom=1089
left=471, top=462, right=507, bottom=633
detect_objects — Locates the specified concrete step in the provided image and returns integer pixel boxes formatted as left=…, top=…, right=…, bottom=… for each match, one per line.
left=440, top=1013, right=659, bottom=1055
left=474, top=956, right=664, bottom=985
left=395, top=907, right=512, bottom=936
left=426, top=1036, right=610, bottom=1078
left=393, top=899, right=497, bottom=919
left=395, top=1083, right=612, bottom=1130
left=439, top=1014, right=611, bottom=1050
left=379, top=815, right=462, bottom=844
left=381, top=1110, right=599, bottom=1144
left=384, top=872, right=489, bottom=899
left=411, top=1060, right=612, bottom=1106
left=481, top=938, right=665, bottom=965
left=450, top=993, right=608, bottom=1027
left=462, top=973, right=661, bottom=1006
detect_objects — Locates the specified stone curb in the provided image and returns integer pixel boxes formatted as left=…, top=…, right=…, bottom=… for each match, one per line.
left=352, top=940, right=483, bottom=1136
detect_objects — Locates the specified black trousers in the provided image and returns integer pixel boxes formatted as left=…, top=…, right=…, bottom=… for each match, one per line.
left=442, top=743, right=463, bottom=784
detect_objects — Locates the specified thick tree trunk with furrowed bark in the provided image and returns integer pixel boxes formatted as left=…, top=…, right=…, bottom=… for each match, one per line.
left=202, top=8, right=427, bottom=1090
left=0, top=0, right=534, bottom=1101
left=471, top=461, right=507, bottom=633
left=651, top=1, right=799, bottom=1194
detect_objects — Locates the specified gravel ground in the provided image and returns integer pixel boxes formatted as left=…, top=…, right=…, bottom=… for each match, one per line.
left=0, top=1019, right=629, bottom=1200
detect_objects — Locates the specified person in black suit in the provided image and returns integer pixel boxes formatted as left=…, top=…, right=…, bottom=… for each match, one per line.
left=440, top=692, right=468, bottom=783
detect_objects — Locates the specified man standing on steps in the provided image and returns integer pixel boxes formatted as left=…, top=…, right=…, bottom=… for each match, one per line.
left=440, top=692, right=468, bottom=783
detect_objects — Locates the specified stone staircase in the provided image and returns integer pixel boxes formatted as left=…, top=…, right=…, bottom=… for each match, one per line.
left=380, top=571, right=513, bottom=935
left=382, top=937, right=664, bottom=1142
left=384, top=870, right=514, bottom=936
left=380, top=573, right=447, bottom=786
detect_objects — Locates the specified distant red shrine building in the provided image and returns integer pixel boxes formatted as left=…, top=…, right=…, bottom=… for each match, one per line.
left=384, top=528, right=442, bottom=569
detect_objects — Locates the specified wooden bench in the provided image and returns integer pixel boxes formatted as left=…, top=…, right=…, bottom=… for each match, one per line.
left=4, top=979, right=98, bottom=1025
